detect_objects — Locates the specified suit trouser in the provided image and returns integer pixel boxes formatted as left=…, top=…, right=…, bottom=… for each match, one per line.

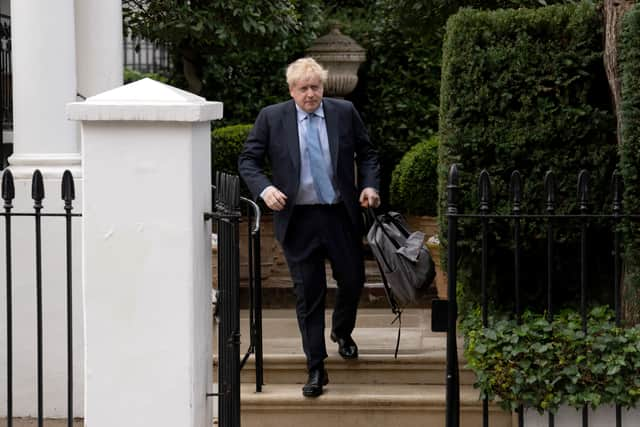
left=281, top=203, right=365, bottom=371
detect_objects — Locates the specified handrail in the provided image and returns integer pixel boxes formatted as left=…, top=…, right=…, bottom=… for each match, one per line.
left=210, top=182, right=263, bottom=394
left=211, top=185, right=260, bottom=233
left=240, top=196, right=261, bottom=233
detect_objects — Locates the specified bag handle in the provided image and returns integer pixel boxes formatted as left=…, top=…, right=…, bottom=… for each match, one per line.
left=368, top=208, right=403, bottom=250
left=366, top=207, right=402, bottom=358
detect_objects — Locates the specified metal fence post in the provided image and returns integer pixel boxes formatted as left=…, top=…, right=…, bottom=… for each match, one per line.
left=446, top=164, right=460, bottom=427
left=216, top=172, right=241, bottom=427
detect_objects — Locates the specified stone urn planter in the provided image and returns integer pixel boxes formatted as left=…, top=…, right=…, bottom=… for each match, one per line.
left=306, top=26, right=366, bottom=98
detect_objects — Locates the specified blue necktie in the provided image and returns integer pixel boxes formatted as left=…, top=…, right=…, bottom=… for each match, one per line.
left=306, top=113, right=335, bottom=204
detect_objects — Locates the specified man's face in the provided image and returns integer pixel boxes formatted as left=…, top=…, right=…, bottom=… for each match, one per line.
left=289, top=76, right=324, bottom=113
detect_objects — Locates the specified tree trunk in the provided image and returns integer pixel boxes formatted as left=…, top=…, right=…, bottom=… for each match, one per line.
left=604, top=0, right=635, bottom=145
left=179, top=46, right=204, bottom=95
left=604, top=0, right=638, bottom=324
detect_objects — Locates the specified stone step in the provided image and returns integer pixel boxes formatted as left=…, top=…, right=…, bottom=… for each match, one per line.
left=237, top=351, right=476, bottom=386
left=240, top=383, right=513, bottom=427
left=215, top=308, right=475, bottom=386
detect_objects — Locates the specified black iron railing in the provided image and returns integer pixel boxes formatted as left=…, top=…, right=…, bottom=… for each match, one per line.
left=123, top=35, right=171, bottom=75
left=206, top=172, right=263, bottom=427
left=445, top=164, right=640, bottom=427
left=2, top=169, right=80, bottom=427
left=1, top=12, right=12, bottom=168
left=0, top=13, right=11, bottom=134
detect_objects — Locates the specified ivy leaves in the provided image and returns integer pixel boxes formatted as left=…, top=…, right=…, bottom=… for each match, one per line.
left=463, top=307, right=640, bottom=413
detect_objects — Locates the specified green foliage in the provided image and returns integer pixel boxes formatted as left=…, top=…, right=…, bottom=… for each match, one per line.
left=438, top=3, right=617, bottom=307
left=462, top=307, right=640, bottom=412
left=123, top=68, right=169, bottom=84
left=390, top=136, right=439, bottom=216
left=211, top=124, right=252, bottom=176
left=123, top=0, right=323, bottom=124
left=354, top=0, right=580, bottom=203
left=620, top=5, right=640, bottom=318
left=123, top=1, right=305, bottom=57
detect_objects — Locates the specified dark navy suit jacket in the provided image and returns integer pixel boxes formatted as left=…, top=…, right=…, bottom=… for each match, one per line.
left=238, top=98, right=380, bottom=243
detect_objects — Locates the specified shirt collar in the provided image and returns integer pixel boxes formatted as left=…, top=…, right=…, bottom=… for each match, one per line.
left=295, top=102, right=325, bottom=123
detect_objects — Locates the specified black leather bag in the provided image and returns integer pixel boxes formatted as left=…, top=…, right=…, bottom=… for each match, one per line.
left=367, top=210, right=436, bottom=307
left=366, top=209, right=436, bottom=356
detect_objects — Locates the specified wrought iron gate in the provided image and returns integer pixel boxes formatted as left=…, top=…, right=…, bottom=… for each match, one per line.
left=207, top=171, right=263, bottom=427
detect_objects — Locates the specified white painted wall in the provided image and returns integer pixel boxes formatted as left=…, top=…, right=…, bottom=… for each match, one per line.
left=67, top=78, right=222, bottom=427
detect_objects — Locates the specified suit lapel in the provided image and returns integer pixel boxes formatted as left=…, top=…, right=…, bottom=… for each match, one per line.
left=282, top=100, right=301, bottom=176
left=323, top=99, right=339, bottom=174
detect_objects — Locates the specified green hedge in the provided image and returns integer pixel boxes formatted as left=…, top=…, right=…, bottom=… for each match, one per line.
left=212, top=124, right=253, bottom=176
left=438, top=3, right=617, bottom=308
left=355, top=0, right=580, bottom=202
left=620, top=6, right=640, bottom=321
left=390, top=136, right=439, bottom=216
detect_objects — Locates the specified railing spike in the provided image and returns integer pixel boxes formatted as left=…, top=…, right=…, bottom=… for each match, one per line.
left=611, top=170, right=623, bottom=214
left=478, top=169, right=491, bottom=213
left=61, top=170, right=75, bottom=205
left=510, top=170, right=522, bottom=214
left=31, top=169, right=44, bottom=206
left=2, top=168, right=15, bottom=205
left=447, top=164, right=459, bottom=215
left=544, top=170, right=555, bottom=213
left=577, top=170, right=589, bottom=212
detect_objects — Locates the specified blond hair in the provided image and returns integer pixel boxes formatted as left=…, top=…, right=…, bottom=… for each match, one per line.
left=286, top=57, right=328, bottom=88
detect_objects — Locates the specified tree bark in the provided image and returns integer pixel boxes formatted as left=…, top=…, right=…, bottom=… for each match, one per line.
left=179, top=46, right=204, bottom=95
left=604, top=0, right=635, bottom=145
left=604, top=0, right=638, bottom=324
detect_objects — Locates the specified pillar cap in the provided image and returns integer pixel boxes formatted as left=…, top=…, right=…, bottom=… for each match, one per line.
left=66, top=78, right=223, bottom=122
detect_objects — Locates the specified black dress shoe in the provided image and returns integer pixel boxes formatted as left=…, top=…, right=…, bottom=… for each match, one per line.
left=330, top=332, right=358, bottom=359
left=302, top=368, right=329, bottom=397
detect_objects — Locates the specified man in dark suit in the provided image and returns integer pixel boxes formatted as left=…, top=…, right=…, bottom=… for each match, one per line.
left=238, top=57, right=380, bottom=397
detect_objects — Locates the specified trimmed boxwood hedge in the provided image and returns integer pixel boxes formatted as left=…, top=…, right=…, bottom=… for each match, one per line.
left=620, top=5, right=640, bottom=320
left=390, top=136, right=439, bottom=216
left=212, top=124, right=253, bottom=176
left=438, top=3, right=617, bottom=308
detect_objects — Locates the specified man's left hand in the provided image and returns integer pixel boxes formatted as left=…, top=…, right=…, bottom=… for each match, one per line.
left=359, top=187, right=381, bottom=208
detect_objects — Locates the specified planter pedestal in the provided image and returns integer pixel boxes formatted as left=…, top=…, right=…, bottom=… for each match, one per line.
left=426, top=235, right=447, bottom=300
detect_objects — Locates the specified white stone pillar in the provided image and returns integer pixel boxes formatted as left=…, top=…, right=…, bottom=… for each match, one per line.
left=9, top=0, right=79, bottom=178
left=67, top=78, right=222, bottom=427
left=74, top=0, right=123, bottom=98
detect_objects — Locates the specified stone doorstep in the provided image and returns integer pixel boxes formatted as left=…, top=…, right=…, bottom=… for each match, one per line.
left=237, top=281, right=438, bottom=310
left=236, top=308, right=436, bottom=335
left=240, top=384, right=513, bottom=427
left=214, top=309, right=455, bottom=356
left=214, top=308, right=472, bottom=386
left=235, top=353, right=477, bottom=386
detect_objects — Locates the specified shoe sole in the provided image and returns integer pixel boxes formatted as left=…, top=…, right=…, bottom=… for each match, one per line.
left=302, top=389, right=323, bottom=397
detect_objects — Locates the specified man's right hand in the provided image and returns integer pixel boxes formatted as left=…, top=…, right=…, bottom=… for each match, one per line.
left=261, top=186, right=288, bottom=211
